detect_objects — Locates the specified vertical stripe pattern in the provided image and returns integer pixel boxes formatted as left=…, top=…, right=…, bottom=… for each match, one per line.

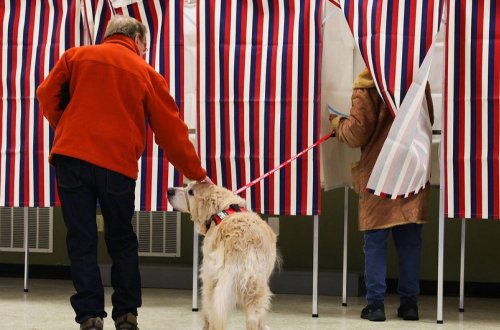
left=0, top=0, right=83, bottom=207
left=444, top=0, right=500, bottom=219
left=340, top=0, right=443, bottom=114
left=0, top=0, right=187, bottom=211
left=339, top=0, right=443, bottom=198
left=81, top=0, right=112, bottom=44
left=197, top=0, right=322, bottom=215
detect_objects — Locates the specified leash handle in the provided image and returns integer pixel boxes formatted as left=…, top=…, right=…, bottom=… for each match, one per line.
left=233, top=132, right=335, bottom=195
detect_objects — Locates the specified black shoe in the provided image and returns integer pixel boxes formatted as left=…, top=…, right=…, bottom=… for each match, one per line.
left=80, top=317, right=103, bottom=330
left=398, top=302, right=419, bottom=320
left=115, top=313, right=139, bottom=330
left=361, top=302, right=386, bottom=321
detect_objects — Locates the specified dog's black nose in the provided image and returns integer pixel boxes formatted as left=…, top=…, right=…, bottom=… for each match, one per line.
left=167, top=188, right=176, bottom=197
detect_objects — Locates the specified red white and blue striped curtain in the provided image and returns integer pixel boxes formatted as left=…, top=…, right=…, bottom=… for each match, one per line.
left=1, top=0, right=188, bottom=211
left=197, top=0, right=322, bottom=215
left=0, top=0, right=84, bottom=207
left=82, top=0, right=189, bottom=211
left=81, top=0, right=112, bottom=44
left=339, top=0, right=443, bottom=198
left=444, top=0, right=500, bottom=219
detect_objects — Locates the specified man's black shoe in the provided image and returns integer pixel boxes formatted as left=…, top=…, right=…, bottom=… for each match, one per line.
left=80, top=317, right=103, bottom=330
left=115, top=313, right=139, bottom=330
left=361, top=302, right=386, bottom=321
left=398, top=302, right=419, bottom=320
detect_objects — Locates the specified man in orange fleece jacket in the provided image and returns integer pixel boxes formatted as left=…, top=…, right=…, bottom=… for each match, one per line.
left=37, top=16, right=209, bottom=330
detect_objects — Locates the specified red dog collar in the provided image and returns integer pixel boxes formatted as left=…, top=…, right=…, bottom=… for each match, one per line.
left=207, top=204, right=247, bottom=230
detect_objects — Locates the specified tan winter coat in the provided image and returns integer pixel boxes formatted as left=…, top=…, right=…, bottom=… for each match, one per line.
left=331, top=68, right=433, bottom=231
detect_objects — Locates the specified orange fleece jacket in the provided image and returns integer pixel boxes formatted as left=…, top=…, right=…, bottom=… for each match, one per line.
left=36, top=35, right=206, bottom=181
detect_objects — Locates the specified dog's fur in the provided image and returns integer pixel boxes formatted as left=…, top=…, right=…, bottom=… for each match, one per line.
left=167, top=182, right=277, bottom=330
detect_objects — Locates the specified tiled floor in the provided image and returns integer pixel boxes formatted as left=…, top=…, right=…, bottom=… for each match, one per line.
left=1, top=277, right=499, bottom=329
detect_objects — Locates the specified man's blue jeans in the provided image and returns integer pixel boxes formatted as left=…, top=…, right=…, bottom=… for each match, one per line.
left=363, top=223, right=422, bottom=305
left=55, top=155, right=141, bottom=323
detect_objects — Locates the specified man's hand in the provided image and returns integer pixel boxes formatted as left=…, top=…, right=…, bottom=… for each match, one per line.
left=202, top=176, right=214, bottom=184
left=329, top=114, right=340, bottom=138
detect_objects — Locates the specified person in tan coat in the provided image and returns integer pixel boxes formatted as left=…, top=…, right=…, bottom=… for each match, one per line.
left=330, top=67, right=433, bottom=322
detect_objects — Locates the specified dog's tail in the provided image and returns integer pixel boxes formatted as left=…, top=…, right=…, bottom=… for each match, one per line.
left=210, top=269, right=237, bottom=329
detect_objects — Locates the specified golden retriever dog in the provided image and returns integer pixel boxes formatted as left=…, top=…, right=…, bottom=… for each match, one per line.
left=167, top=182, right=277, bottom=330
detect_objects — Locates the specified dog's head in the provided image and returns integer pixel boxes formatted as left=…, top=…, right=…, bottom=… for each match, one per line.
left=167, top=181, right=246, bottom=235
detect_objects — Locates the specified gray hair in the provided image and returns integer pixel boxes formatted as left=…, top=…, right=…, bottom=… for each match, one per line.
left=103, top=15, right=147, bottom=41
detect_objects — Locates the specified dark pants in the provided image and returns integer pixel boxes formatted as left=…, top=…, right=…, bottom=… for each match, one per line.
left=363, top=223, right=422, bottom=305
left=55, top=155, right=142, bottom=323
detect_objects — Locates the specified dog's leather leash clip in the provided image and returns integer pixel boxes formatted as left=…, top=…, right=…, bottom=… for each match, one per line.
left=206, top=204, right=247, bottom=230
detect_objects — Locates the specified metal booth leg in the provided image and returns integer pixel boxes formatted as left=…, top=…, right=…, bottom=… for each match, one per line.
left=312, top=215, right=319, bottom=317
left=459, top=218, right=466, bottom=312
left=342, top=187, right=348, bottom=306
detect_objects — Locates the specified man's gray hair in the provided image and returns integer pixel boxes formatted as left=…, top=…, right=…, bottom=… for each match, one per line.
left=104, top=15, right=147, bottom=41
